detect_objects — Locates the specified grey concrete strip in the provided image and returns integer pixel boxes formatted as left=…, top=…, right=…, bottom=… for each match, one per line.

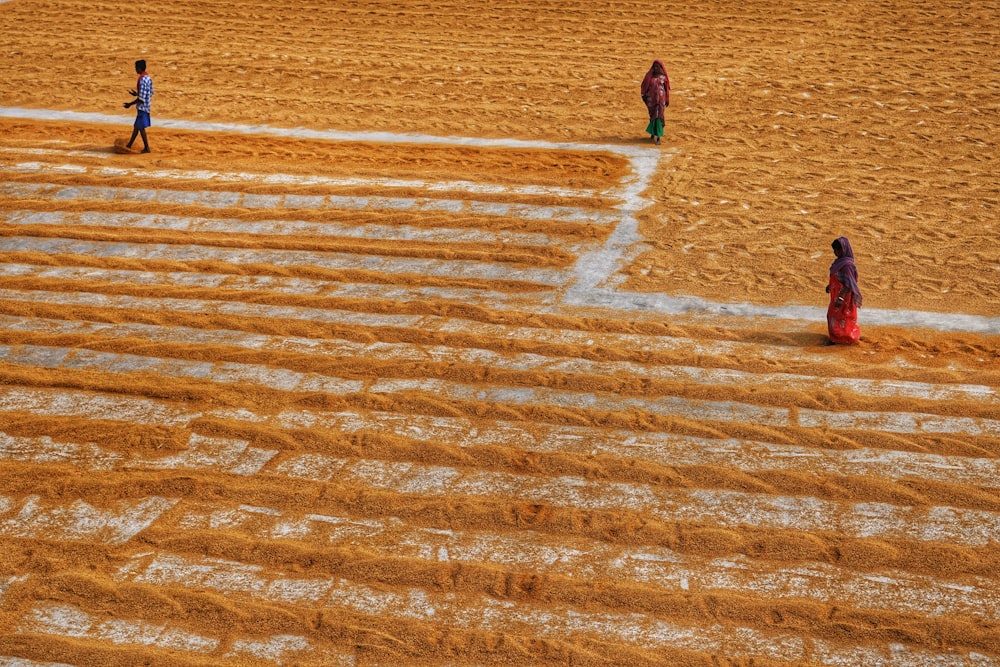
left=0, top=106, right=658, bottom=158
left=0, top=431, right=123, bottom=471
left=1, top=576, right=28, bottom=604
left=169, top=501, right=1000, bottom=622
left=15, top=601, right=353, bottom=664
left=0, top=145, right=113, bottom=160
left=6, top=418, right=1000, bottom=624
left=0, top=236, right=567, bottom=286
left=0, top=344, right=365, bottom=395
left=0, top=385, right=199, bottom=426
left=0, top=288, right=987, bottom=376
left=0, top=495, right=178, bottom=545
left=20, top=602, right=220, bottom=654
left=0, top=263, right=535, bottom=306
left=269, top=409, right=1000, bottom=489
left=5, top=384, right=998, bottom=488
left=1, top=313, right=991, bottom=405
left=0, top=287, right=428, bottom=327
left=0, top=148, right=608, bottom=200
left=567, top=286, right=1000, bottom=335
left=1, top=209, right=590, bottom=252
left=111, top=551, right=992, bottom=666
left=370, top=376, right=1000, bottom=437
left=0, top=656, right=76, bottom=667
left=0, top=182, right=46, bottom=197
left=0, top=171, right=621, bottom=226
left=274, top=453, right=1000, bottom=547
left=0, top=428, right=275, bottom=477
left=0, top=340, right=996, bottom=438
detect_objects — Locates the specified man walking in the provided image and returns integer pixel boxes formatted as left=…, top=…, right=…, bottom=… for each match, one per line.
left=123, top=59, right=153, bottom=153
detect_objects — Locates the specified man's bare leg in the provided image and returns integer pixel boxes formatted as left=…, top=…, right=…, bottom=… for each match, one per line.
left=126, top=127, right=150, bottom=153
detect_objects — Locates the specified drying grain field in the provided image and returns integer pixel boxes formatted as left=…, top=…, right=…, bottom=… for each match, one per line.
left=0, top=0, right=998, bottom=665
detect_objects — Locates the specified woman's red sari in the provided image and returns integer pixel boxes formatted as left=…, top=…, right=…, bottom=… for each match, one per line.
left=641, top=59, right=670, bottom=120
left=827, top=236, right=863, bottom=344
left=641, top=59, right=670, bottom=139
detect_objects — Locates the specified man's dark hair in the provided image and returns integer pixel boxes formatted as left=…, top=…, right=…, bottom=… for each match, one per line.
left=135, top=59, right=146, bottom=72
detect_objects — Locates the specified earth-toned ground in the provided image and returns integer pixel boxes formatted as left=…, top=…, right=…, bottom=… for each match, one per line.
left=0, top=0, right=997, bottom=665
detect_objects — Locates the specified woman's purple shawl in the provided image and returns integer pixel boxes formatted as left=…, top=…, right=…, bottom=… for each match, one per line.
left=830, top=236, right=863, bottom=307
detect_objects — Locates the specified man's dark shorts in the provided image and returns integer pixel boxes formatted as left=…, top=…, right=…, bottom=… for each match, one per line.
left=134, top=111, right=151, bottom=129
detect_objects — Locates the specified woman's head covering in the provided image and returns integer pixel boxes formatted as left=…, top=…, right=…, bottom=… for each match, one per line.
left=830, top=236, right=863, bottom=307
left=641, top=59, right=671, bottom=97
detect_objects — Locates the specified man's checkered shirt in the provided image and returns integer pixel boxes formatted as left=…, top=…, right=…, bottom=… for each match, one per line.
left=137, top=74, right=153, bottom=113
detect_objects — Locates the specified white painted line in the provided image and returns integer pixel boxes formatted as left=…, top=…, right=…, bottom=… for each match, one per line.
left=0, top=237, right=567, bottom=286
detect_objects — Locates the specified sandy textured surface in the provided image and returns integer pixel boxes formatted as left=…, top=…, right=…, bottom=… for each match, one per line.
left=0, top=0, right=998, bottom=665
left=1, top=0, right=996, bottom=316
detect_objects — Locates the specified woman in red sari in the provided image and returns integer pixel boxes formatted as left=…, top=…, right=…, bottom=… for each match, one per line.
left=641, top=60, right=670, bottom=145
left=826, top=236, right=863, bottom=344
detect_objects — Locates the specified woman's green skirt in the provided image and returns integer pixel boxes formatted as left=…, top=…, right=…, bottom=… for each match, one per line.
left=645, top=118, right=664, bottom=138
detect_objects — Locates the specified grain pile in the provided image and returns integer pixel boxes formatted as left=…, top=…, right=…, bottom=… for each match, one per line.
left=0, top=0, right=998, bottom=665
